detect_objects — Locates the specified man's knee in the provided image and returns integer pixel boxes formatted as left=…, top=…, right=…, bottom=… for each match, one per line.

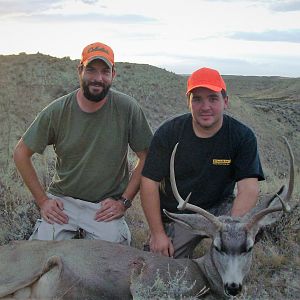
left=84, top=218, right=131, bottom=245
left=29, top=219, right=76, bottom=241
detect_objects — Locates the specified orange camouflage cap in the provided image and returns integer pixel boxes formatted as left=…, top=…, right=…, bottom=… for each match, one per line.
left=80, top=42, right=114, bottom=67
left=186, top=67, right=226, bottom=94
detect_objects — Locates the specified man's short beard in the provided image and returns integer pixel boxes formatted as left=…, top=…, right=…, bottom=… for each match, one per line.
left=81, top=79, right=111, bottom=103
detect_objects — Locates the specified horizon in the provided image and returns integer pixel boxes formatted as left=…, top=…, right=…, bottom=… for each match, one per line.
left=2, top=51, right=299, bottom=79
left=0, top=1, right=300, bottom=78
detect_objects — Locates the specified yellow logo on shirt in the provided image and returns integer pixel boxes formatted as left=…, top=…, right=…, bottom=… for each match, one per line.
left=213, top=159, right=231, bottom=165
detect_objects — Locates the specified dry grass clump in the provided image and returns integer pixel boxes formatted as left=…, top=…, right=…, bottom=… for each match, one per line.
left=133, top=267, right=201, bottom=300
left=0, top=176, right=39, bottom=244
left=0, top=201, right=39, bottom=243
left=126, top=194, right=149, bottom=249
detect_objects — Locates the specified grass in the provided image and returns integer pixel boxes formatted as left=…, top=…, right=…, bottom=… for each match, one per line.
left=133, top=267, right=203, bottom=300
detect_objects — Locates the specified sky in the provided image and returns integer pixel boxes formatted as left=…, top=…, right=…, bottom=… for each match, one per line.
left=0, top=0, right=300, bottom=77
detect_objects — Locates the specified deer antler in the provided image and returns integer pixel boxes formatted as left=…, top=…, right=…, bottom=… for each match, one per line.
left=245, top=136, right=294, bottom=230
left=170, top=143, right=222, bottom=228
left=245, top=205, right=285, bottom=230
left=281, top=136, right=294, bottom=206
left=274, top=192, right=291, bottom=213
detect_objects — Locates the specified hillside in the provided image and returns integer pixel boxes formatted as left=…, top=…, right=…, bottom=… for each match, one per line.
left=0, top=53, right=299, bottom=299
left=0, top=53, right=299, bottom=175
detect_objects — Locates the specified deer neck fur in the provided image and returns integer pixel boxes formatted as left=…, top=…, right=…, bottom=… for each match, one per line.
left=194, top=252, right=227, bottom=298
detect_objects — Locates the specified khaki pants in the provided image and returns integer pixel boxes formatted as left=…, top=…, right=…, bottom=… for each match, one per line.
left=30, top=194, right=131, bottom=245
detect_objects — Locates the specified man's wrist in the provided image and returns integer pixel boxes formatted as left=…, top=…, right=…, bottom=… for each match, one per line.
left=36, top=195, right=49, bottom=208
left=118, top=196, right=132, bottom=209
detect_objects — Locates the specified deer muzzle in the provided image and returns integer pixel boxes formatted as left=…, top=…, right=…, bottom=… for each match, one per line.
left=224, top=282, right=242, bottom=296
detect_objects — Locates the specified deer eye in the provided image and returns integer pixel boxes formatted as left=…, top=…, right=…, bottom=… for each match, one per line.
left=245, top=239, right=254, bottom=253
left=214, top=244, right=222, bottom=253
left=213, top=237, right=223, bottom=253
left=246, top=246, right=253, bottom=253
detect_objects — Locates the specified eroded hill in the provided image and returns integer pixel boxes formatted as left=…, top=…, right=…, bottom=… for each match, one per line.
left=0, top=53, right=299, bottom=178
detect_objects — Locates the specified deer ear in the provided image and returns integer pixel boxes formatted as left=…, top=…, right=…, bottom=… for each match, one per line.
left=163, top=210, right=219, bottom=237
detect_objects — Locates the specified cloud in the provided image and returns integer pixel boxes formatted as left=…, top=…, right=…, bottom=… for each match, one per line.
left=268, top=0, right=300, bottom=12
left=133, top=50, right=300, bottom=77
left=80, top=0, right=99, bottom=4
left=0, top=1, right=156, bottom=23
left=0, top=0, right=106, bottom=17
left=203, top=0, right=300, bottom=12
left=229, top=29, right=300, bottom=43
left=0, top=0, right=62, bottom=16
left=161, top=54, right=300, bottom=77
left=77, top=0, right=106, bottom=7
left=14, top=12, right=157, bottom=23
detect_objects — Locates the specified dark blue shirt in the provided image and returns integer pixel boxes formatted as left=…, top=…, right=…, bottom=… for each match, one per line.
left=142, top=113, right=264, bottom=217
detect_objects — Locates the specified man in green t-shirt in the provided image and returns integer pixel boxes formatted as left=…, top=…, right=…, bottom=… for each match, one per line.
left=14, top=41, right=153, bottom=245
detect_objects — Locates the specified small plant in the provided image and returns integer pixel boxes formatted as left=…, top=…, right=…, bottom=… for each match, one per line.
left=133, top=266, right=208, bottom=300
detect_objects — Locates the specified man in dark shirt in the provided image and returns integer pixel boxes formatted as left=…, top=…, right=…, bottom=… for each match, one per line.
left=141, top=67, right=264, bottom=258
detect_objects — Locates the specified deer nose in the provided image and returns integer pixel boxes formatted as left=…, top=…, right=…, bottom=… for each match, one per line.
left=224, top=282, right=242, bottom=296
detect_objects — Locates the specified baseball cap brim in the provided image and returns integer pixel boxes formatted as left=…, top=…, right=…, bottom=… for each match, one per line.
left=83, top=56, right=113, bottom=68
left=186, top=83, right=223, bottom=95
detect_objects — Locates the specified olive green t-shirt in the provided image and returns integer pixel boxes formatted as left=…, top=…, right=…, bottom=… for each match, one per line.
left=23, top=88, right=153, bottom=202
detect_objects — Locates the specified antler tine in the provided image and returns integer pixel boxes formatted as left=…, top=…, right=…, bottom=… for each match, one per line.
left=170, top=143, right=222, bottom=227
left=281, top=136, right=294, bottom=204
left=246, top=136, right=294, bottom=230
left=245, top=205, right=284, bottom=230
left=275, top=192, right=291, bottom=213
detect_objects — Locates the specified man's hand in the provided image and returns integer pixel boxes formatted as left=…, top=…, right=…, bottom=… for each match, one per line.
left=95, top=198, right=126, bottom=222
left=150, top=232, right=174, bottom=257
left=40, top=198, right=68, bottom=225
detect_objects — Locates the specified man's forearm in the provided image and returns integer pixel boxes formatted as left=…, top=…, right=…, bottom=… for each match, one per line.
left=141, top=176, right=175, bottom=257
left=122, top=150, right=148, bottom=201
left=231, top=178, right=259, bottom=217
left=231, top=196, right=258, bottom=217
left=14, top=141, right=48, bottom=208
left=140, top=177, right=165, bottom=235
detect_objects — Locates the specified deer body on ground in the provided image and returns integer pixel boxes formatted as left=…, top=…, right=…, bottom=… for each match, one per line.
left=0, top=137, right=294, bottom=299
left=0, top=239, right=206, bottom=299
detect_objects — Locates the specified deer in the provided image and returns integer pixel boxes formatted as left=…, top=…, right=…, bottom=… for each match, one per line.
left=0, top=137, right=294, bottom=299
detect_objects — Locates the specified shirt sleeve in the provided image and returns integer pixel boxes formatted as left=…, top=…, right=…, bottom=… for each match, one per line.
left=22, top=106, right=55, bottom=154
left=128, top=103, right=153, bottom=152
left=233, top=129, right=265, bottom=182
left=142, top=122, right=173, bottom=182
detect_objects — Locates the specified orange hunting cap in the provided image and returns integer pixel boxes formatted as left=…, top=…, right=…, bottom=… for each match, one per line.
left=186, top=67, right=226, bottom=94
left=80, top=42, right=114, bottom=67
